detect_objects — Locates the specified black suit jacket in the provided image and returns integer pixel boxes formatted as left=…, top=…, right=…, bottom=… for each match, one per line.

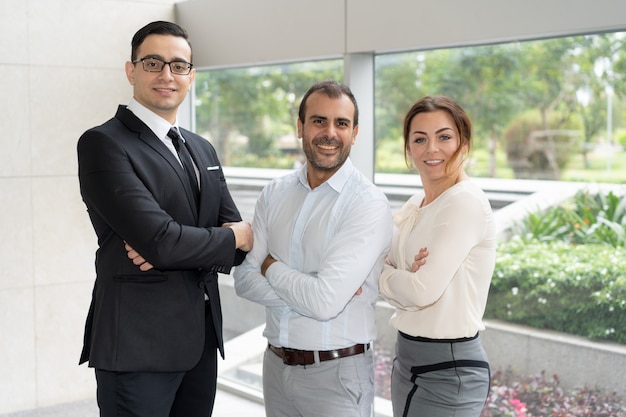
left=78, top=105, right=246, bottom=372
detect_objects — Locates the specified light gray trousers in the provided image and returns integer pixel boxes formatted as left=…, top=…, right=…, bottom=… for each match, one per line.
left=262, top=346, right=375, bottom=417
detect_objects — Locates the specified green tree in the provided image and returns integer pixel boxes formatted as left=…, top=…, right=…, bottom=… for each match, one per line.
left=195, top=61, right=342, bottom=166
left=374, top=53, right=427, bottom=172
left=434, top=45, right=524, bottom=177
left=193, top=32, right=626, bottom=175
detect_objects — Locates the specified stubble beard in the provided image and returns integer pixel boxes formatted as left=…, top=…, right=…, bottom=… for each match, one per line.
left=303, top=136, right=351, bottom=172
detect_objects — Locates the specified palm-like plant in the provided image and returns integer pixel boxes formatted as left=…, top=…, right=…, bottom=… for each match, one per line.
left=514, top=188, right=626, bottom=247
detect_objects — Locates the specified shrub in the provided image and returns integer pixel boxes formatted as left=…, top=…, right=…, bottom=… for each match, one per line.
left=487, top=238, right=626, bottom=343
left=512, top=188, right=626, bottom=247
left=503, top=110, right=582, bottom=180
left=492, top=187, right=626, bottom=342
left=617, top=130, right=626, bottom=150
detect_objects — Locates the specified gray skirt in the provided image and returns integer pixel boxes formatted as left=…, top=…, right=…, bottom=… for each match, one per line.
left=391, top=331, right=490, bottom=417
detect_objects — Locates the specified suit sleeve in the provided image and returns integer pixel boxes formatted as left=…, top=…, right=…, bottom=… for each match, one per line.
left=78, top=128, right=239, bottom=273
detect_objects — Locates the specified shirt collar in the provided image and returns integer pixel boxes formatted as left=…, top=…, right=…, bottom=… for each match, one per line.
left=297, top=157, right=354, bottom=192
left=127, top=98, right=180, bottom=141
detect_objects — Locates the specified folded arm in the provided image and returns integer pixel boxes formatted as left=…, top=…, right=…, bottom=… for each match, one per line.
left=78, top=129, right=244, bottom=272
left=264, top=197, right=392, bottom=321
left=379, top=195, right=486, bottom=309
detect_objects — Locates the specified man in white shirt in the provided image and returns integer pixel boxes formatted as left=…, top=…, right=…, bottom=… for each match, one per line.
left=234, top=80, right=393, bottom=417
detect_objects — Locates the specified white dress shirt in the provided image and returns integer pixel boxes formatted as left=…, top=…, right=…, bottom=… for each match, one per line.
left=127, top=98, right=199, bottom=181
left=127, top=98, right=179, bottom=157
left=379, top=180, right=496, bottom=339
left=234, top=158, right=393, bottom=350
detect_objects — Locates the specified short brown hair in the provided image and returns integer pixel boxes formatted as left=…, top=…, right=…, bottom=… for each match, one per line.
left=298, top=80, right=359, bottom=127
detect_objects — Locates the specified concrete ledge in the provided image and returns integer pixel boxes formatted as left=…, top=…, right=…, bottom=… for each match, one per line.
left=482, top=319, right=626, bottom=397
left=375, top=300, right=626, bottom=397
left=224, top=168, right=540, bottom=210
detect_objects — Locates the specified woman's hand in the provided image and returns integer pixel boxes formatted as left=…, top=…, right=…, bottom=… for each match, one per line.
left=411, top=247, right=429, bottom=272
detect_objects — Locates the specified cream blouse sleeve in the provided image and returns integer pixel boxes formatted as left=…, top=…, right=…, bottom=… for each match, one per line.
left=379, top=187, right=488, bottom=310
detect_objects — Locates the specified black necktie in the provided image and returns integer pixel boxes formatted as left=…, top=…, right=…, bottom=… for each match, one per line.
left=168, top=128, right=200, bottom=205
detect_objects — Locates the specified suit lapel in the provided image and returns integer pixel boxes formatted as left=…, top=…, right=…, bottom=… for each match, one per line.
left=181, top=130, right=226, bottom=228
left=115, top=106, right=199, bottom=223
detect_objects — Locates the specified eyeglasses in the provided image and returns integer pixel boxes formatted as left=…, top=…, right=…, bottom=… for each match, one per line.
left=133, top=57, right=194, bottom=75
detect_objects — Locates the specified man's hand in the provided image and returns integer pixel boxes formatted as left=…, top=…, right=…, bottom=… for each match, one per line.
left=124, top=242, right=154, bottom=271
left=224, top=221, right=253, bottom=252
left=261, top=254, right=276, bottom=276
left=411, top=247, right=429, bottom=272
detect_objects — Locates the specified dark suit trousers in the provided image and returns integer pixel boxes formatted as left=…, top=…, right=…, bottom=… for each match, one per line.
left=95, top=301, right=218, bottom=417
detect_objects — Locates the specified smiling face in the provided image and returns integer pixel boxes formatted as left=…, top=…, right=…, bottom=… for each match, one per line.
left=297, top=91, right=358, bottom=188
left=125, top=34, right=195, bottom=124
left=406, top=110, right=468, bottom=185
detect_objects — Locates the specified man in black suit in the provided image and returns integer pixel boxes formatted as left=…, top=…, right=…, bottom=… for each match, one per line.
left=77, top=21, right=253, bottom=417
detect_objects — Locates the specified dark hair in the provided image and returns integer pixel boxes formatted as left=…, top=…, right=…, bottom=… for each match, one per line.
left=403, top=95, right=472, bottom=170
left=298, top=80, right=359, bottom=127
left=131, top=21, right=192, bottom=62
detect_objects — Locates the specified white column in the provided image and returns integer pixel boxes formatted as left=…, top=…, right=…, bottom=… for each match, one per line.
left=344, top=52, right=375, bottom=181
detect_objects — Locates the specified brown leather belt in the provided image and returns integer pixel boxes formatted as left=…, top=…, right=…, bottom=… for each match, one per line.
left=268, top=343, right=370, bottom=366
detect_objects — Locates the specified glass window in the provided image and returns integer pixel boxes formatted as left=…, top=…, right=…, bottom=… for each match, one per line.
left=375, top=32, right=626, bottom=183
left=194, top=60, right=342, bottom=169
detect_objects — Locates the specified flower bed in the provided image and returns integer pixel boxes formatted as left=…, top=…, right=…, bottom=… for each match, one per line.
left=483, top=369, right=626, bottom=417
left=374, top=347, right=626, bottom=416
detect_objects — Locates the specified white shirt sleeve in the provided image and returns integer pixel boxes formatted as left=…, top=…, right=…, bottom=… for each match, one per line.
left=233, top=187, right=288, bottom=308
left=266, top=197, right=392, bottom=321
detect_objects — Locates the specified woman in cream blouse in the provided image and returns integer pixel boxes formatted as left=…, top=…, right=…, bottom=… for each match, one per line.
left=379, top=96, right=496, bottom=417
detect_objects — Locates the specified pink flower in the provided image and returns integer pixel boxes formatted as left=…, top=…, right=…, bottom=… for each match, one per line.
left=509, top=398, right=528, bottom=417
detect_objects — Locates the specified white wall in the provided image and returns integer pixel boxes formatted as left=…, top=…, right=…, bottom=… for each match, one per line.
left=346, top=0, right=626, bottom=53
left=178, top=0, right=626, bottom=68
left=0, top=0, right=176, bottom=413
